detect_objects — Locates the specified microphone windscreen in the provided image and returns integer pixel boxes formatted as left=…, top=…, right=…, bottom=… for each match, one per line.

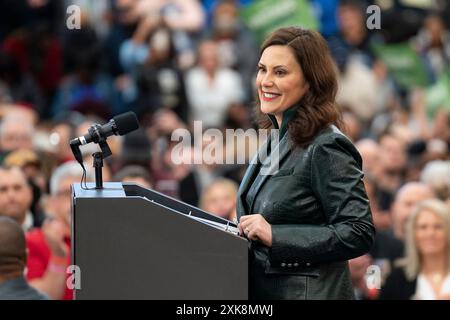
left=113, top=112, right=139, bottom=135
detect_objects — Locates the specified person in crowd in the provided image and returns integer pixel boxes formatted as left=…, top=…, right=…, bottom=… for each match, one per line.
left=49, top=121, right=76, bottom=164
left=333, top=0, right=382, bottom=66
left=0, top=165, right=34, bottom=231
left=185, top=39, right=244, bottom=128
left=200, top=178, right=238, bottom=221
left=413, top=12, right=450, bottom=81
left=0, top=115, right=34, bottom=162
left=355, top=139, right=392, bottom=230
left=0, top=49, right=44, bottom=113
left=131, top=0, right=205, bottom=34
left=355, top=139, right=382, bottom=180
left=341, top=110, right=363, bottom=142
left=371, top=182, right=435, bottom=264
left=2, top=16, right=63, bottom=117
left=374, top=133, right=408, bottom=210
left=135, top=25, right=190, bottom=121
left=420, top=160, right=450, bottom=201
left=113, top=164, right=153, bottom=188
left=379, top=199, right=450, bottom=300
left=26, top=161, right=94, bottom=300
left=119, top=128, right=152, bottom=169
left=205, top=0, right=258, bottom=99
left=0, top=217, right=48, bottom=300
left=3, top=149, right=47, bottom=227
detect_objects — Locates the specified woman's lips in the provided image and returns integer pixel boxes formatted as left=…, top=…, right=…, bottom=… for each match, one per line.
left=261, top=92, right=281, bottom=102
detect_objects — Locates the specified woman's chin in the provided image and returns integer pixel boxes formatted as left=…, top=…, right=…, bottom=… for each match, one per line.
left=260, top=104, right=273, bottom=114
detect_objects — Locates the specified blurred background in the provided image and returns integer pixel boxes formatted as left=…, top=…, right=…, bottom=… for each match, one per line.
left=0, top=0, right=450, bottom=300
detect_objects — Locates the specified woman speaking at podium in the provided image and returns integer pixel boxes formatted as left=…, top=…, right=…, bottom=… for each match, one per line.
left=237, top=27, right=375, bottom=300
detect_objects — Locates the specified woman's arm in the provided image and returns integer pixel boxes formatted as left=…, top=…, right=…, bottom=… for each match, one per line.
left=269, top=133, right=376, bottom=266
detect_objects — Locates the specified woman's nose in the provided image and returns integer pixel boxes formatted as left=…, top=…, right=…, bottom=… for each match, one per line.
left=262, top=75, right=274, bottom=87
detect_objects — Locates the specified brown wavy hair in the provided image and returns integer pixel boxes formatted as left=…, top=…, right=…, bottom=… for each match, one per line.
left=255, top=27, right=343, bottom=148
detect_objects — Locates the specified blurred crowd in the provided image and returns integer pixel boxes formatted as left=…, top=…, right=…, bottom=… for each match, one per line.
left=0, top=0, right=450, bottom=300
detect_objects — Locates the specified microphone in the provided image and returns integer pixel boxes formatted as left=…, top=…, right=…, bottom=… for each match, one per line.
left=70, top=111, right=139, bottom=147
left=69, top=111, right=139, bottom=189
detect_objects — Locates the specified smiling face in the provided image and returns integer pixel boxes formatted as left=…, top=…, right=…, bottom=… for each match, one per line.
left=256, top=45, right=309, bottom=124
left=415, top=209, right=448, bottom=257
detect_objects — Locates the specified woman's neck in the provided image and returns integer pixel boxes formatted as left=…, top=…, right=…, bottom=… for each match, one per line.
left=275, top=114, right=282, bottom=128
left=421, top=254, right=448, bottom=275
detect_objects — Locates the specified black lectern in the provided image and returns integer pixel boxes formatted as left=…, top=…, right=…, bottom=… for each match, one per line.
left=71, top=182, right=248, bottom=300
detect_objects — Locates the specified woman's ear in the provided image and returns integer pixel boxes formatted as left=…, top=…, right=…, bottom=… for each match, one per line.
left=301, top=82, right=310, bottom=96
left=304, top=82, right=310, bottom=92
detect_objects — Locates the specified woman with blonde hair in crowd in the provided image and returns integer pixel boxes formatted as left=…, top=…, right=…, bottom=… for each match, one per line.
left=200, top=178, right=238, bottom=222
left=380, top=199, right=450, bottom=299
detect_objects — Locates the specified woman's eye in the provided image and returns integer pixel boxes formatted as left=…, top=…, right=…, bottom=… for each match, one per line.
left=275, top=70, right=286, bottom=76
left=257, top=66, right=265, bottom=72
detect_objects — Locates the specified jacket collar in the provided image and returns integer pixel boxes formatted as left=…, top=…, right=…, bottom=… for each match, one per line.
left=267, top=104, right=298, bottom=141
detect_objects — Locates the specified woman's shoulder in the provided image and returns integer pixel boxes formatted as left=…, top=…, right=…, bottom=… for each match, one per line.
left=311, top=125, right=353, bottom=146
left=307, top=125, right=361, bottom=163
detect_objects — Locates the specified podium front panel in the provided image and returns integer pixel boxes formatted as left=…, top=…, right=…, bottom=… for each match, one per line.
left=72, top=183, right=248, bottom=300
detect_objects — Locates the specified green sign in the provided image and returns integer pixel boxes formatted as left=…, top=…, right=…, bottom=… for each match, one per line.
left=373, top=43, right=429, bottom=89
left=240, top=0, right=318, bottom=45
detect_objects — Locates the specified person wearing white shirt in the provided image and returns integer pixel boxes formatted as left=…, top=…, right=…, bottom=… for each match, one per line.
left=380, top=199, right=450, bottom=300
left=185, top=40, right=244, bottom=128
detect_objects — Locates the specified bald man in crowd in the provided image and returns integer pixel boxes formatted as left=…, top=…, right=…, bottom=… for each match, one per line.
left=0, top=217, right=47, bottom=299
left=370, top=182, right=435, bottom=262
left=0, top=115, right=34, bottom=163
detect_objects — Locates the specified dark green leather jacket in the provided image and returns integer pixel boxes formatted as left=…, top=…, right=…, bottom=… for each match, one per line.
left=237, top=115, right=375, bottom=300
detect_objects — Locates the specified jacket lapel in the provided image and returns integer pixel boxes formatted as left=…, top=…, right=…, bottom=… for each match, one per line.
left=237, top=133, right=293, bottom=218
left=236, top=137, right=269, bottom=218
left=236, top=106, right=298, bottom=218
left=246, top=133, right=292, bottom=214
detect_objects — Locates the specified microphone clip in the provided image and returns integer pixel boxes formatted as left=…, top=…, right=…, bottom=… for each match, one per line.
left=98, top=140, right=112, bottom=159
left=87, top=123, right=112, bottom=158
